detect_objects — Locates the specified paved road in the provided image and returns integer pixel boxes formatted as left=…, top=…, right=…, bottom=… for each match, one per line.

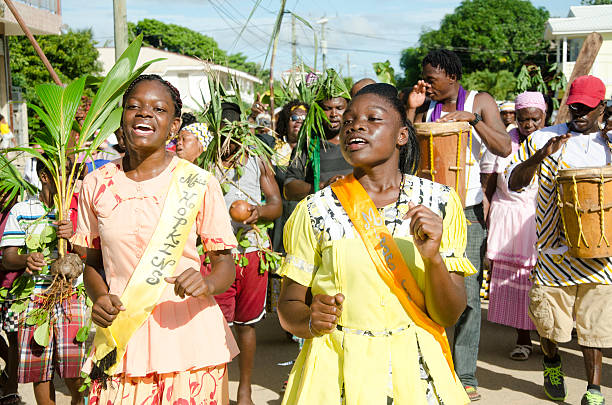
left=17, top=304, right=611, bottom=404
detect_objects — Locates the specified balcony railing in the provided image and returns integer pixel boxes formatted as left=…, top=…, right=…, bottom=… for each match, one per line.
left=14, top=0, right=59, bottom=14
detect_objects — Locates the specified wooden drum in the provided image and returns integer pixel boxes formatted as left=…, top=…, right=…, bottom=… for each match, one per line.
left=414, top=122, right=472, bottom=205
left=557, top=166, right=612, bottom=259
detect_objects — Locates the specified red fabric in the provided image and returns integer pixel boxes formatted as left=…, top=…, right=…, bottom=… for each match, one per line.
left=70, top=192, right=100, bottom=249
left=0, top=209, right=23, bottom=288
left=208, top=251, right=268, bottom=324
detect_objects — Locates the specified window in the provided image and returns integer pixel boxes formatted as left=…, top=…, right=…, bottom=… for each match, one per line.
left=569, top=38, right=584, bottom=62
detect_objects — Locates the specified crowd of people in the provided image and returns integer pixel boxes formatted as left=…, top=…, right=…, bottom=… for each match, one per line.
left=0, top=48, right=611, bottom=405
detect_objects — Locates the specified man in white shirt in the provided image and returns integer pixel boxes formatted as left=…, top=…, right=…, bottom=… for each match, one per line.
left=508, top=75, right=611, bottom=404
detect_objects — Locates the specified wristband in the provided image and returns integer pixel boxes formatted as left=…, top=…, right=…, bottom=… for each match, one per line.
left=469, top=112, right=482, bottom=126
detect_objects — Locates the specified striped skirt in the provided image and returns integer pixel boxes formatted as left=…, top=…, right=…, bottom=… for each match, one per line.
left=487, top=260, right=536, bottom=330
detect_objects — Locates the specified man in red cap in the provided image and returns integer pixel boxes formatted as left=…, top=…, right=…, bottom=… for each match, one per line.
left=507, top=75, right=610, bottom=404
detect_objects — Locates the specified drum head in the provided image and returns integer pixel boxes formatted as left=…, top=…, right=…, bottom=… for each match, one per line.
left=414, top=122, right=472, bottom=137
left=557, top=166, right=612, bottom=181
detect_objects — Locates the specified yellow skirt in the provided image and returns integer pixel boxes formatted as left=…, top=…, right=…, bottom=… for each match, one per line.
left=88, top=364, right=228, bottom=405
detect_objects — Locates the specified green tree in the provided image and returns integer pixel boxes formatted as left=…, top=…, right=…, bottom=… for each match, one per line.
left=130, top=19, right=227, bottom=62
left=9, top=29, right=102, bottom=133
left=397, top=0, right=552, bottom=84
left=581, top=0, right=612, bottom=4
left=129, top=19, right=268, bottom=80
left=461, top=69, right=518, bottom=100
left=397, top=47, right=426, bottom=89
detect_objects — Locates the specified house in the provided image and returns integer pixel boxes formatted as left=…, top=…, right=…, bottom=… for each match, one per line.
left=97, top=47, right=263, bottom=111
left=545, top=4, right=612, bottom=97
left=0, top=0, right=62, bottom=146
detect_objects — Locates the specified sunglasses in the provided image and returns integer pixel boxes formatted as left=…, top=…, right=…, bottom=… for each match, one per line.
left=568, top=103, right=600, bottom=115
left=290, top=115, right=306, bottom=122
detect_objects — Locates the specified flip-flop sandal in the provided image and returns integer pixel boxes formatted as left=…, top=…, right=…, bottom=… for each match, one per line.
left=0, top=393, right=22, bottom=405
left=509, top=344, right=532, bottom=361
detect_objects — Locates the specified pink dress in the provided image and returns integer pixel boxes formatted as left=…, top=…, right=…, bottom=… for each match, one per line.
left=486, top=129, right=537, bottom=330
left=73, top=157, right=239, bottom=404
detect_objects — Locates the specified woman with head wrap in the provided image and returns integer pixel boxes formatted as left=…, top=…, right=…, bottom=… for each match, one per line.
left=483, top=92, right=547, bottom=361
left=176, top=122, right=212, bottom=163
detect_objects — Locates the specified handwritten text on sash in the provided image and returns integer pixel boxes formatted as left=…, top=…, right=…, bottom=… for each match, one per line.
left=145, top=172, right=207, bottom=285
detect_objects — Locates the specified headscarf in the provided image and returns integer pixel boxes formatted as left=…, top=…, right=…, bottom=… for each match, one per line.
left=514, top=92, right=546, bottom=113
left=291, top=105, right=307, bottom=113
left=183, top=122, right=212, bottom=150
left=499, top=101, right=515, bottom=112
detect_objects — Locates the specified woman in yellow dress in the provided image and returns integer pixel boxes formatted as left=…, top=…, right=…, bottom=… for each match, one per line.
left=277, top=83, right=474, bottom=405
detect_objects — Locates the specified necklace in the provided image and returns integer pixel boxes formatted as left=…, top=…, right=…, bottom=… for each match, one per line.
left=382, top=173, right=405, bottom=237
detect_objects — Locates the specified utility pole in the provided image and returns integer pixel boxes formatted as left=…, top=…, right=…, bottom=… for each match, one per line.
left=113, top=0, right=128, bottom=62
left=347, top=53, right=350, bottom=78
left=4, top=0, right=62, bottom=85
left=291, top=14, right=297, bottom=68
left=317, top=17, right=328, bottom=71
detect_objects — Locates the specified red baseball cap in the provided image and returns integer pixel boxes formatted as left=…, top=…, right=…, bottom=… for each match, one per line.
left=566, top=75, right=606, bottom=108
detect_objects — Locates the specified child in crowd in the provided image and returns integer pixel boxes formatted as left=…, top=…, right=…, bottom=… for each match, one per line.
left=211, top=102, right=282, bottom=405
left=1, top=159, right=86, bottom=405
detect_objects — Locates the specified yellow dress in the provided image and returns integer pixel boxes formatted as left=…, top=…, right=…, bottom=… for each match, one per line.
left=280, top=175, right=474, bottom=405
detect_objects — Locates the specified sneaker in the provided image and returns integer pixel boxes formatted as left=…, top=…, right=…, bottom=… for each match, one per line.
left=464, top=386, right=481, bottom=401
left=581, top=389, right=605, bottom=405
left=543, top=358, right=567, bottom=401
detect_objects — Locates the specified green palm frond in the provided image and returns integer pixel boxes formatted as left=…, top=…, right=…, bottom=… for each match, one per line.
left=197, top=70, right=274, bottom=173
left=0, top=154, right=37, bottom=210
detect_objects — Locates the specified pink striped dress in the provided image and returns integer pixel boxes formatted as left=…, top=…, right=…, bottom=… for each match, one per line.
left=485, top=129, right=537, bottom=330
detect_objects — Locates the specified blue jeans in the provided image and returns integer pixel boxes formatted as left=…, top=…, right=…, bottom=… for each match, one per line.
left=452, top=203, right=486, bottom=388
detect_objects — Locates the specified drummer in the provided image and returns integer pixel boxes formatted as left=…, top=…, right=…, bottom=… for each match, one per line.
left=406, top=49, right=511, bottom=401
left=507, top=75, right=611, bottom=404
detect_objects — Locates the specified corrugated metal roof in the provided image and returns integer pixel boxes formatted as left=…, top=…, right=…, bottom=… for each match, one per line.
left=545, top=6, right=612, bottom=39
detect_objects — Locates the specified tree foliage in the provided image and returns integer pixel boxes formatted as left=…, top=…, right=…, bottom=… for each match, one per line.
left=9, top=29, right=102, bottom=133
left=128, top=19, right=268, bottom=79
left=461, top=69, right=517, bottom=100
left=581, top=0, right=612, bottom=4
left=397, top=0, right=553, bottom=86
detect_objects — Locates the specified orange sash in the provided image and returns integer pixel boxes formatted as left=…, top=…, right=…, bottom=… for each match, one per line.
left=331, top=174, right=455, bottom=376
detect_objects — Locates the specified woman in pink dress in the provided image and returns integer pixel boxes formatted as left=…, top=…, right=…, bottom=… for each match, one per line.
left=483, top=92, right=547, bottom=361
left=72, top=75, right=239, bottom=404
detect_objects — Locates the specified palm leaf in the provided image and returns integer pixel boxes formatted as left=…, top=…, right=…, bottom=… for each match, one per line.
left=0, top=155, right=37, bottom=210
left=232, top=0, right=263, bottom=49
left=89, top=107, right=122, bottom=151
left=35, top=76, right=86, bottom=148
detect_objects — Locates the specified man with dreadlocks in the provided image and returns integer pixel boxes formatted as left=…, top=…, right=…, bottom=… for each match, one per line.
left=284, top=69, right=353, bottom=201
left=407, top=49, right=511, bottom=401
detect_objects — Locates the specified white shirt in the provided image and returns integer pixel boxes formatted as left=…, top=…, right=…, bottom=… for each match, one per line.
left=505, top=123, right=612, bottom=286
left=0, top=131, right=14, bottom=149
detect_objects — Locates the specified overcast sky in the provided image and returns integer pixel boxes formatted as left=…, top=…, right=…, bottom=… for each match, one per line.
left=62, top=0, right=580, bottom=79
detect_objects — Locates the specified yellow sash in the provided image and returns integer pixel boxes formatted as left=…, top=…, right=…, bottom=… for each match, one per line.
left=92, top=159, right=210, bottom=377
left=331, top=174, right=455, bottom=376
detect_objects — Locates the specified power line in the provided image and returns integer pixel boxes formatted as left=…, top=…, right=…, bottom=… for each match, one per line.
left=280, top=39, right=399, bottom=56
left=327, top=28, right=417, bottom=45
left=208, top=0, right=268, bottom=54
